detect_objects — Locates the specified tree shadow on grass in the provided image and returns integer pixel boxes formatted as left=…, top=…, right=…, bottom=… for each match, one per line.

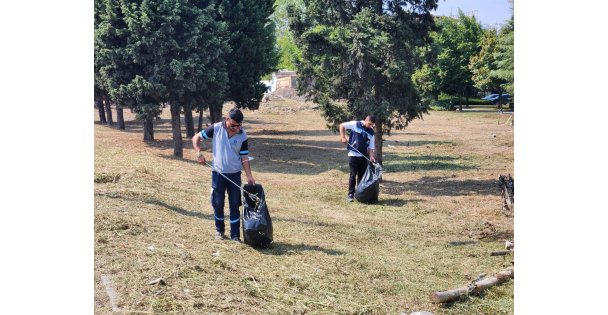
left=382, top=176, right=499, bottom=197
left=384, top=140, right=456, bottom=147
left=132, top=128, right=347, bottom=175
left=95, top=192, right=214, bottom=220
left=144, top=138, right=176, bottom=150
left=373, top=198, right=407, bottom=207
left=382, top=154, right=476, bottom=173
left=272, top=216, right=342, bottom=229
left=255, top=241, right=344, bottom=256
left=120, top=118, right=173, bottom=134
left=374, top=198, right=425, bottom=207
left=447, top=240, right=477, bottom=246
left=144, top=199, right=214, bottom=221
left=247, top=128, right=334, bottom=137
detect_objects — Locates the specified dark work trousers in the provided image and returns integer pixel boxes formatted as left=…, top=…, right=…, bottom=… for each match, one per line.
left=348, top=156, right=368, bottom=196
left=211, top=171, right=242, bottom=238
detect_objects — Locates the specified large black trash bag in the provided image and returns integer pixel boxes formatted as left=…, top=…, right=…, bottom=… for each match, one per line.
left=355, top=163, right=383, bottom=203
left=242, top=184, right=273, bottom=247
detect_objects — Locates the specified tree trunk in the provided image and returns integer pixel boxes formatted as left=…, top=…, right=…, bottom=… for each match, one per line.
left=96, top=97, right=107, bottom=124
left=458, top=88, right=463, bottom=112
left=143, top=115, right=154, bottom=141
left=430, top=267, right=514, bottom=304
left=103, top=94, right=114, bottom=125
left=170, top=104, right=183, bottom=158
left=374, top=121, right=383, bottom=165
left=184, top=106, right=195, bottom=138
left=198, top=110, right=204, bottom=132
left=209, top=102, right=223, bottom=123
left=116, top=105, right=125, bottom=130
left=498, top=86, right=503, bottom=111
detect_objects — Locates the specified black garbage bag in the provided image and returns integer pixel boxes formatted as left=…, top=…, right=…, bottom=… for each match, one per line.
left=242, top=184, right=273, bottom=247
left=355, top=163, right=383, bottom=203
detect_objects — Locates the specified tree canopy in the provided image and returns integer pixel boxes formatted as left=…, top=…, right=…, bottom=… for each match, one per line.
left=95, top=0, right=229, bottom=145
left=469, top=28, right=501, bottom=92
left=429, top=12, right=482, bottom=97
left=491, top=17, right=514, bottom=97
left=288, top=0, right=438, bottom=163
left=215, top=0, right=279, bottom=114
left=289, top=1, right=437, bottom=126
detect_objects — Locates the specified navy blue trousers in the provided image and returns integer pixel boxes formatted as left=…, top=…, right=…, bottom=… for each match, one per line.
left=211, top=171, right=242, bottom=238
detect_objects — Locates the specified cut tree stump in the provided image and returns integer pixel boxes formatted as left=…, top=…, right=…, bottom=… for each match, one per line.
left=499, top=174, right=514, bottom=216
left=430, top=267, right=514, bottom=304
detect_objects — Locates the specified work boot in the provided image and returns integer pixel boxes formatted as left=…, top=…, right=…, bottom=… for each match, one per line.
left=215, top=231, right=226, bottom=240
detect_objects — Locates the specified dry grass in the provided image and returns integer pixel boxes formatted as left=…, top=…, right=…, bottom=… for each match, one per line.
left=94, top=100, right=514, bottom=314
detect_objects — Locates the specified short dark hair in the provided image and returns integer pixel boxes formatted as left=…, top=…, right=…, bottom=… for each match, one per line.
left=228, top=107, right=244, bottom=123
left=366, top=115, right=376, bottom=123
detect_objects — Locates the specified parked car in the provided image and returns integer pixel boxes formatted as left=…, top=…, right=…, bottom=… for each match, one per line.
left=486, top=93, right=510, bottom=104
left=482, top=93, right=499, bottom=101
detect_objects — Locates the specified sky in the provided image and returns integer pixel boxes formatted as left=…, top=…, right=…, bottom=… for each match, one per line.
left=432, top=0, right=513, bottom=28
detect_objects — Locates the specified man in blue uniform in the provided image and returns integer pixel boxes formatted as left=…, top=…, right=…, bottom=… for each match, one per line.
left=339, top=115, right=376, bottom=202
left=192, top=108, right=255, bottom=242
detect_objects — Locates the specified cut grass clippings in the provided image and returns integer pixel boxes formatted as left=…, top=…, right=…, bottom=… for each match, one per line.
left=94, top=99, right=514, bottom=314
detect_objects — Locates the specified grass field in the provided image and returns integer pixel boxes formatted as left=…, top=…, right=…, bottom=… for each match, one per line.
left=94, top=99, right=514, bottom=314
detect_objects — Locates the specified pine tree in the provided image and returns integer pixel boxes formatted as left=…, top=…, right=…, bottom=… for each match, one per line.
left=491, top=17, right=514, bottom=100
left=288, top=0, right=438, bottom=164
left=208, top=0, right=279, bottom=122
left=95, top=0, right=229, bottom=151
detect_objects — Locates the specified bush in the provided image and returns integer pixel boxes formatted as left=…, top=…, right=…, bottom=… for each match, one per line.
left=428, top=99, right=453, bottom=111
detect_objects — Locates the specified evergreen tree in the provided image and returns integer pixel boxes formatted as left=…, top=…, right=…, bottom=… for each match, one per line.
left=96, top=0, right=149, bottom=133
left=96, top=0, right=229, bottom=153
left=94, top=0, right=112, bottom=126
left=288, top=0, right=437, bottom=164
left=208, top=0, right=279, bottom=122
left=136, top=0, right=228, bottom=156
left=491, top=17, right=514, bottom=102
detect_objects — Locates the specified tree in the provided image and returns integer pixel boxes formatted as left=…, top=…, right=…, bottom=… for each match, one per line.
left=412, top=63, right=440, bottom=104
left=96, top=0, right=229, bottom=155
left=94, top=83, right=107, bottom=125
left=272, top=0, right=304, bottom=70
left=412, top=11, right=483, bottom=111
left=208, top=0, right=280, bottom=122
left=469, top=28, right=502, bottom=93
left=95, top=0, right=148, bottom=133
left=288, top=0, right=437, bottom=164
left=94, top=0, right=108, bottom=125
left=433, top=12, right=483, bottom=110
left=490, top=17, right=514, bottom=103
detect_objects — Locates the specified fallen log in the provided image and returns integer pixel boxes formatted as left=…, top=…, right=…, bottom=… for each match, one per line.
left=430, top=267, right=514, bottom=304
left=490, top=250, right=513, bottom=256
